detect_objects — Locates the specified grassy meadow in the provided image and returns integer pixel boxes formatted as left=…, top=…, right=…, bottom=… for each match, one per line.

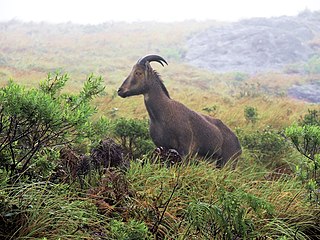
left=0, top=20, right=320, bottom=239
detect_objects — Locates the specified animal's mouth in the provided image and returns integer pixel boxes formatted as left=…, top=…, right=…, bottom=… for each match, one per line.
left=117, top=88, right=128, bottom=98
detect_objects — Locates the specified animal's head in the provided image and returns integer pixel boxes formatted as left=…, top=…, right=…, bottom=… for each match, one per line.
left=117, top=55, right=168, bottom=98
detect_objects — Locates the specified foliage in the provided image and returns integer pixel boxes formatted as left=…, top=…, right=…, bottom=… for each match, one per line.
left=39, top=71, right=69, bottom=96
left=244, top=106, right=259, bottom=124
left=299, top=109, right=320, bottom=126
left=285, top=109, right=320, bottom=204
left=110, top=118, right=154, bottom=158
left=0, top=72, right=104, bottom=180
left=88, top=168, right=132, bottom=209
left=293, top=154, right=320, bottom=204
left=286, top=124, right=320, bottom=160
left=238, top=126, right=290, bottom=166
left=109, top=219, right=152, bottom=240
left=89, top=116, right=112, bottom=145
left=185, top=188, right=273, bottom=239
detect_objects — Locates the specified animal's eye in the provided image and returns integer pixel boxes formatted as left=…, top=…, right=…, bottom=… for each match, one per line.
left=135, top=71, right=142, bottom=76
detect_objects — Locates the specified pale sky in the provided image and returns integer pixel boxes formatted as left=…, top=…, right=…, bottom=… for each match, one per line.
left=0, top=0, right=319, bottom=23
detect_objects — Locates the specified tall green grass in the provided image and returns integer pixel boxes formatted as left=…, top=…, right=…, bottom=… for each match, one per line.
left=0, top=182, right=106, bottom=239
left=125, top=159, right=320, bottom=239
left=1, top=156, right=319, bottom=239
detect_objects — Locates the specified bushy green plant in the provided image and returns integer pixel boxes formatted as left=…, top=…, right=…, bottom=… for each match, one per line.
left=244, top=106, right=258, bottom=124
left=0, top=72, right=105, bottom=180
left=109, top=219, right=152, bottom=240
left=238, top=126, right=290, bottom=166
left=39, top=71, right=69, bottom=96
left=285, top=124, right=320, bottom=204
left=299, top=109, right=320, bottom=126
left=285, top=109, right=320, bottom=204
left=286, top=124, right=320, bottom=160
left=89, top=116, right=112, bottom=145
left=185, top=188, right=273, bottom=239
left=110, top=118, right=154, bottom=158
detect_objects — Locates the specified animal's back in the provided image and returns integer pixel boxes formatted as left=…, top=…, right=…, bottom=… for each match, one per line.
left=202, top=115, right=242, bottom=167
left=149, top=99, right=241, bottom=166
left=150, top=99, right=238, bottom=162
left=171, top=102, right=241, bottom=166
left=149, top=99, right=223, bottom=157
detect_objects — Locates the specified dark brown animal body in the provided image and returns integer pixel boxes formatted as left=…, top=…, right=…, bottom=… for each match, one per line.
left=118, top=55, right=241, bottom=167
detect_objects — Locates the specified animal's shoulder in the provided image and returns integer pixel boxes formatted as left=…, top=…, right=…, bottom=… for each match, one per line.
left=201, top=114, right=224, bottom=125
left=170, top=100, right=220, bottom=124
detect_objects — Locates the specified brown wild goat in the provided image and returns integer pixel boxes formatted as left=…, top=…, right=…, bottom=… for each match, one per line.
left=118, top=55, right=241, bottom=167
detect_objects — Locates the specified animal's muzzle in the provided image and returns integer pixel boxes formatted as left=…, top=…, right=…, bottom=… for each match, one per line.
left=117, top=88, right=128, bottom=98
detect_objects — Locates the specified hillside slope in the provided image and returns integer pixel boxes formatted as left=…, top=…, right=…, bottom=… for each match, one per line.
left=185, top=11, right=320, bottom=73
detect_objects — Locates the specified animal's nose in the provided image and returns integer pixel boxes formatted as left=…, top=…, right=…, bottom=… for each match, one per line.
left=117, top=87, right=127, bottom=98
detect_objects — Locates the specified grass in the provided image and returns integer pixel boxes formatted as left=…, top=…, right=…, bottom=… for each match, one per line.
left=128, top=159, right=320, bottom=239
left=0, top=156, right=319, bottom=239
left=0, top=181, right=107, bottom=239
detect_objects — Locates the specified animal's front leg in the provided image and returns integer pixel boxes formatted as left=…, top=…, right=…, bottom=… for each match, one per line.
left=175, top=132, right=194, bottom=157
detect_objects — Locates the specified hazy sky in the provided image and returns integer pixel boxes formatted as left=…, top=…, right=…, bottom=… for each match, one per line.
left=0, top=0, right=319, bottom=24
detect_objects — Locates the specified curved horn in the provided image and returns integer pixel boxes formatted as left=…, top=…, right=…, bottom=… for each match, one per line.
left=137, top=55, right=168, bottom=67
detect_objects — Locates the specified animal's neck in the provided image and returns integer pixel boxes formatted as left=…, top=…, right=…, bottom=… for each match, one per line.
left=144, top=82, right=171, bottom=122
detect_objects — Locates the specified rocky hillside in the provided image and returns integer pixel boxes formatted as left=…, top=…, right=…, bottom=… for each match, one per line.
left=185, top=11, right=320, bottom=73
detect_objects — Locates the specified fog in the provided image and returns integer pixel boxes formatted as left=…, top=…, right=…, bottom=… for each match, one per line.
left=0, top=0, right=319, bottom=24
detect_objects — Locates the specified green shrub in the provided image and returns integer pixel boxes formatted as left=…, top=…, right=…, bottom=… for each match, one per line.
left=299, top=109, right=320, bottom=126
left=244, top=106, right=258, bottom=124
left=110, top=118, right=154, bottom=158
left=285, top=109, right=320, bottom=204
left=185, top=188, right=273, bottom=239
left=0, top=72, right=105, bottom=180
left=89, top=116, right=113, bottom=145
left=238, top=126, right=290, bottom=166
left=109, top=219, right=152, bottom=240
left=285, top=123, right=320, bottom=204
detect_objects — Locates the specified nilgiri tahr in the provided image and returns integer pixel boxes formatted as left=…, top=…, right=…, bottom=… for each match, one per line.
left=118, top=55, right=242, bottom=167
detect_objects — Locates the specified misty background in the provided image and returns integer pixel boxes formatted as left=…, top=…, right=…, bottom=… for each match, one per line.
left=0, top=0, right=319, bottom=23
left=0, top=0, right=320, bottom=102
